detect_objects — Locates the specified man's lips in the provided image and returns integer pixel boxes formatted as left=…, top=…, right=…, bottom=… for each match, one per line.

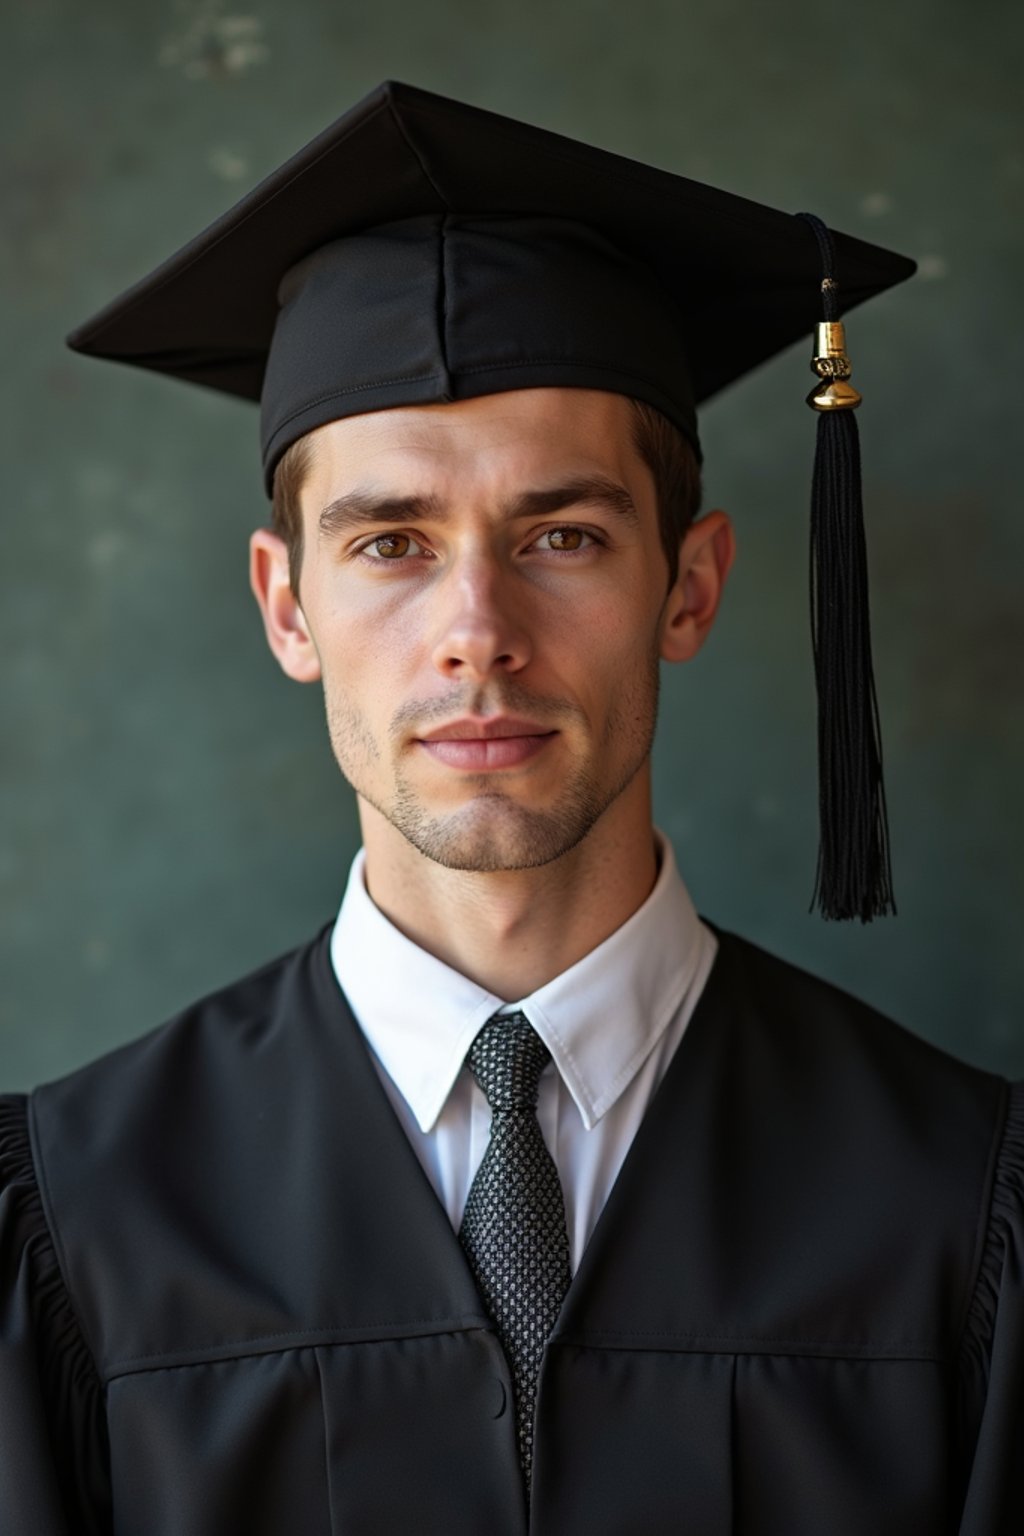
left=418, top=717, right=556, bottom=741
left=415, top=719, right=558, bottom=771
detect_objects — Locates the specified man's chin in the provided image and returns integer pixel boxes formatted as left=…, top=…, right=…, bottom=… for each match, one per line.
left=387, top=794, right=603, bottom=873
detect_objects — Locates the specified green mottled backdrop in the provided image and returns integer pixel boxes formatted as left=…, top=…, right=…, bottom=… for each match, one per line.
left=2, top=0, right=1022, bottom=1088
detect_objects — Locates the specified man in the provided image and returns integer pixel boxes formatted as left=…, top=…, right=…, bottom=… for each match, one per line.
left=1, top=81, right=1021, bottom=1534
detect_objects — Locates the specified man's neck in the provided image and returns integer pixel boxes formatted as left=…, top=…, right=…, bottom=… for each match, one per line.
left=357, top=786, right=660, bottom=1001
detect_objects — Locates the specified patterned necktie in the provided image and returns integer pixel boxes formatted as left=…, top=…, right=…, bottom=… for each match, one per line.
left=458, top=1010, right=572, bottom=1490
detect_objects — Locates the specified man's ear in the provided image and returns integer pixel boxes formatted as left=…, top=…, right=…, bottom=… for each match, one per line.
left=249, top=529, right=322, bottom=683
left=659, top=509, right=737, bottom=664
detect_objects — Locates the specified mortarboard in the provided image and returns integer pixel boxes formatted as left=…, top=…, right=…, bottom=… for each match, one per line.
left=66, top=79, right=917, bottom=922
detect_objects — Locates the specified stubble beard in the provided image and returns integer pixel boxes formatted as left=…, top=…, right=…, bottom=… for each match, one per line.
left=323, top=651, right=661, bottom=873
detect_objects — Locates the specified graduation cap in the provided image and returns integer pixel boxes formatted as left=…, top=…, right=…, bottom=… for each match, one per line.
left=66, top=79, right=916, bottom=922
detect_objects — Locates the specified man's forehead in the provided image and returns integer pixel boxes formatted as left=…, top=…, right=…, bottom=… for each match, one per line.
left=303, top=388, right=643, bottom=485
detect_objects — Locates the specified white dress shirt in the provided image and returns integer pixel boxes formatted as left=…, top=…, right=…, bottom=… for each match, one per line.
left=330, top=827, right=717, bottom=1272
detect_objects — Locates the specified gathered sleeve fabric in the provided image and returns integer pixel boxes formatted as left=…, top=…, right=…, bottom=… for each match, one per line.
left=0, top=1094, right=111, bottom=1535
left=958, top=1079, right=1024, bottom=1534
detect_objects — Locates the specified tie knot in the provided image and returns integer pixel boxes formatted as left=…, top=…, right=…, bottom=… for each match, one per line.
left=465, top=1011, right=551, bottom=1112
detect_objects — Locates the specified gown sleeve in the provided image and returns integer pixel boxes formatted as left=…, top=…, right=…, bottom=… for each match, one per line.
left=957, top=1078, right=1024, bottom=1534
left=0, top=1093, right=112, bottom=1535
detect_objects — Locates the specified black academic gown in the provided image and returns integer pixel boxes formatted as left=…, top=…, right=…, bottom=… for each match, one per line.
left=1, top=924, right=1021, bottom=1535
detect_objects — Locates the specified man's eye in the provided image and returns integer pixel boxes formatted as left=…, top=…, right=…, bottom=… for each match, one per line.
left=359, top=533, right=426, bottom=561
left=536, top=527, right=595, bottom=553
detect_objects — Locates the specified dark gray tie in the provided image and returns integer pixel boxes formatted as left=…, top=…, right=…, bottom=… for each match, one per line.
left=458, top=1010, right=572, bottom=1490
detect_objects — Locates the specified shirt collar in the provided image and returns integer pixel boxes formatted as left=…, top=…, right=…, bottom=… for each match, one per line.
left=330, top=827, right=707, bottom=1134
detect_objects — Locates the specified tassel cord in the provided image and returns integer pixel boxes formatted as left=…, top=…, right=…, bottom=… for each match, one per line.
left=809, top=409, right=896, bottom=920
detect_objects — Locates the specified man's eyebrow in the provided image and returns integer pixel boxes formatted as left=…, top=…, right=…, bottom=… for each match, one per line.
left=317, top=475, right=641, bottom=539
left=509, top=477, right=641, bottom=529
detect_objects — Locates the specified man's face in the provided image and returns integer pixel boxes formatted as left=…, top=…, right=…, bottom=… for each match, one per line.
left=256, top=387, right=717, bottom=873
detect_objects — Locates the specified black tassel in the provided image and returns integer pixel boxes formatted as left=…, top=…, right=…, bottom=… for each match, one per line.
left=798, top=213, right=896, bottom=922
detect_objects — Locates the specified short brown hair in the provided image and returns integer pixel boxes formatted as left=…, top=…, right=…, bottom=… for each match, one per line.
left=270, top=396, right=701, bottom=598
left=626, top=398, right=703, bottom=591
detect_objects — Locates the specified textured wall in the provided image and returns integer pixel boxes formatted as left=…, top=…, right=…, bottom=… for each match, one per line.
left=2, top=0, right=1022, bottom=1089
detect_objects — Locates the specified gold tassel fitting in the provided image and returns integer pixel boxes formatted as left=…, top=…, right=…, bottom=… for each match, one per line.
left=809, top=379, right=862, bottom=410
left=807, top=320, right=861, bottom=411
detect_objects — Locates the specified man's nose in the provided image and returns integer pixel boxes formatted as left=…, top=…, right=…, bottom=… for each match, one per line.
left=429, top=555, right=533, bottom=682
